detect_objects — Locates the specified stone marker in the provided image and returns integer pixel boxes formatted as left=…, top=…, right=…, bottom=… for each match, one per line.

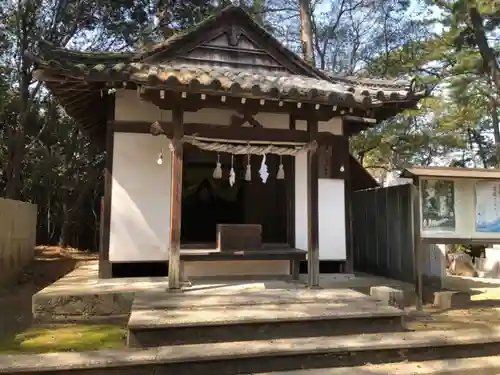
left=433, top=290, right=471, bottom=310
left=370, top=286, right=405, bottom=308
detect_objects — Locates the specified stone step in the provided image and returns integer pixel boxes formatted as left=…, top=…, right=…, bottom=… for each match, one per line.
left=127, top=301, right=404, bottom=347
left=128, top=289, right=405, bottom=347
left=251, top=356, right=500, bottom=375
left=3, top=329, right=500, bottom=374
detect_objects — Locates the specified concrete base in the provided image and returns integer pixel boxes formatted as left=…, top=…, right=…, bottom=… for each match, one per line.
left=370, top=286, right=405, bottom=308
left=32, top=262, right=416, bottom=322
left=433, top=291, right=471, bottom=310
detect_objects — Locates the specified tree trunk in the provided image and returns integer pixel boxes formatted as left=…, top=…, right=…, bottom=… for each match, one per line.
left=59, top=202, right=70, bottom=247
left=298, top=0, right=315, bottom=65
left=5, top=134, right=25, bottom=199
left=490, top=97, right=500, bottom=166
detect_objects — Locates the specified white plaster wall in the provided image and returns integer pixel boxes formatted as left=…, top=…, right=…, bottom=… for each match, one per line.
left=420, top=178, right=500, bottom=241
left=295, top=153, right=308, bottom=251
left=115, top=90, right=172, bottom=122
left=296, top=117, right=343, bottom=135
left=109, top=133, right=172, bottom=262
left=294, top=156, right=347, bottom=260
left=319, top=179, right=346, bottom=260
left=319, top=118, right=343, bottom=135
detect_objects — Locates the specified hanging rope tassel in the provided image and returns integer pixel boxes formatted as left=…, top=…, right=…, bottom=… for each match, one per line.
left=277, top=155, right=285, bottom=180
left=229, top=154, right=236, bottom=187
left=245, top=154, right=252, bottom=181
left=213, top=153, right=222, bottom=179
left=259, top=154, right=269, bottom=183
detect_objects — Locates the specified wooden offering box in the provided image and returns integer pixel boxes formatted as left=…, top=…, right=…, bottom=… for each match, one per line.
left=216, top=224, right=262, bottom=251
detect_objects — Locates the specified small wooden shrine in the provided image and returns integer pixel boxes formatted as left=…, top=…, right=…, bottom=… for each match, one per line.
left=26, top=5, right=428, bottom=288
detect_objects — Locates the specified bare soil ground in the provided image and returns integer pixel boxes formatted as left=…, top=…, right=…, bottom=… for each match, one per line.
left=0, top=246, right=127, bottom=354
left=406, top=288, right=500, bottom=331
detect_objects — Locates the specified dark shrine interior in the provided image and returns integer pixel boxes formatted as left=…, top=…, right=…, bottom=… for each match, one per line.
left=181, top=145, right=287, bottom=245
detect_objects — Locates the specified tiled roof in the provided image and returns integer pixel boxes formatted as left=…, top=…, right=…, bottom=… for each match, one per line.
left=26, top=5, right=428, bottom=108
left=29, top=57, right=419, bottom=106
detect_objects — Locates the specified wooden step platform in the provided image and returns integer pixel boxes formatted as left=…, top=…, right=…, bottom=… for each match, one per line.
left=4, top=329, right=500, bottom=374
left=127, top=289, right=405, bottom=347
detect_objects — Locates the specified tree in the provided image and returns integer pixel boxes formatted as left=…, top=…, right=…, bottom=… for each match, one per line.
left=299, top=0, right=315, bottom=64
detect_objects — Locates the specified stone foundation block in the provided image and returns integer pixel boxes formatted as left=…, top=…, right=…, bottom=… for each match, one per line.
left=370, top=286, right=404, bottom=308
left=433, top=291, right=471, bottom=310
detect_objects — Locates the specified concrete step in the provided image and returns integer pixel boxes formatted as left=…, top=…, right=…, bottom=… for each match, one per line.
left=132, top=289, right=378, bottom=309
left=4, top=329, right=500, bottom=374
left=251, top=356, right=500, bottom=375
left=128, top=289, right=405, bottom=347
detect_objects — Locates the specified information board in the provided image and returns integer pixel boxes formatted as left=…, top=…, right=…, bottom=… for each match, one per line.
left=421, top=179, right=456, bottom=232
left=475, top=181, right=500, bottom=233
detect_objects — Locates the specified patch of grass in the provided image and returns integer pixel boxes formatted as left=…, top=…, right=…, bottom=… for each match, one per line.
left=0, top=324, right=127, bottom=354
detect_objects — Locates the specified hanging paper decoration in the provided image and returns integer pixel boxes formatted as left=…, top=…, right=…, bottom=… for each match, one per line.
left=229, top=155, right=236, bottom=187
left=213, top=153, right=222, bottom=179
left=259, top=154, right=269, bottom=183
left=244, top=154, right=252, bottom=181
left=157, top=148, right=163, bottom=165
left=276, top=155, right=285, bottom=180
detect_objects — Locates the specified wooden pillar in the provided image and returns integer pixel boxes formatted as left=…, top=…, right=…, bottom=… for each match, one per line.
left=99, top=93, right=115, bottom=279
left=168, top=108, right=184, bottom=290
left=342, top=121, right=354, bottom=274
left=411, top=178, right=423, bottom=310
left=307, top=114, right=320, bottom=287
left=286, top=114, right=296, bottom=248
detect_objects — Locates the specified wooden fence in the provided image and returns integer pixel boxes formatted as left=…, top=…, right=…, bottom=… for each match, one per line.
left=352, top=184, right=415, bottom=283
left=0, top=198, right=37, bottom=285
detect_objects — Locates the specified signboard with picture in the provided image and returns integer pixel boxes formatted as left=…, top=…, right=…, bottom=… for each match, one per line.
left=475, top=181, right=500, bottom=233
left=421, top=179, right=456, bottom=232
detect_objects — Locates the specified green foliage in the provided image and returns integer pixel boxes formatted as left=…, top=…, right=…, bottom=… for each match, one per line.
left=0, top=0, right=236, bottom=248
left=1, top=0, right=500, bottom=248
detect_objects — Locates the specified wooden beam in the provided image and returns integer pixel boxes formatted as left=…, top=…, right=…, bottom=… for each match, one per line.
left=112, top=120, right=312, bottom=143
left=230, top=112, right=263, bottom=128
left=143, top=90, right=361, bottom=121
left=168, top=107, right=184, bottom=290
left=307, top=115, right=320, bottom=288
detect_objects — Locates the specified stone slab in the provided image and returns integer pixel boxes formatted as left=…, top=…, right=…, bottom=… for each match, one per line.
left=132, top=288, right=380, bottom=310
left=33, top=293, right=134, bottom=320
left=370, top=286, right=405, bottom=307
left=128, top=299, right=405, bottom=329
left=2, top=328, right=500, bottom=373
left=433, top=291, right=471, bottom=310
left=256, top=356, right=500, bottom=375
